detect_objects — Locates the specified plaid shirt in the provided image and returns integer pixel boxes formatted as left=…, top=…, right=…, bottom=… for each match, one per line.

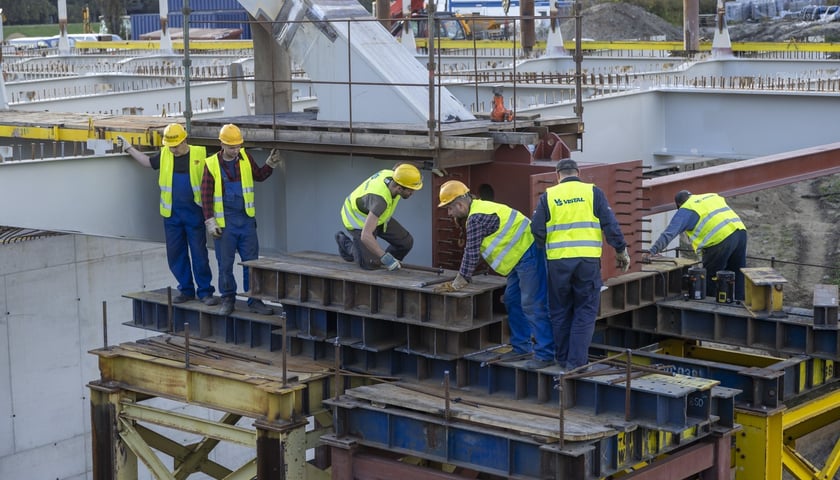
left=200, top=150, right=274, bottom=220
left=460, top=212, right=500, bottom=279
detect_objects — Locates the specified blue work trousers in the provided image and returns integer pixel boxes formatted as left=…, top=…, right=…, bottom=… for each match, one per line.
left=214, top=174, right=259, bottom=304
left=166, top=173, right=214, bottom=299
left=547, top=257, right=602, bottom=369
left=504, top=244, right=554, bottom=361
left=702, top=229, right=748, bottom=300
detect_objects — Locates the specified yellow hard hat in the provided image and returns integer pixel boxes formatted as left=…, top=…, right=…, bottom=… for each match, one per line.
left=392, top=164, right=423, bottom=190
left=162, top=123, right=187, bottom=147
left=438, top=180, right=469, bottom=207
left=219, top=124, right=243, bottom=145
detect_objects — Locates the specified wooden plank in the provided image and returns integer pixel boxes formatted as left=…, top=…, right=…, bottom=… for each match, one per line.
left=344, top=383, right=617, bottom=442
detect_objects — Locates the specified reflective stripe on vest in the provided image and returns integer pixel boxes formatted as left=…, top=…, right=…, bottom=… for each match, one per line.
left=204, top=149, right=255, bottom=228
left=340, top=169, right=399, bottom=230
left=158, top=145, right=207, bottom=217
left=545, top=181, right=602, bottom=259
left=469, top=199, right=533, bottom=276
left=682, top=193, right=746, bottom=251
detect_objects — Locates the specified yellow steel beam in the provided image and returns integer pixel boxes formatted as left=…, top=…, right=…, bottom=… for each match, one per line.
left=93, top=346, right=312, bottom=422
left=734, top=409, right=784, bottom=479
left=783, top=388, right=840, bottom=431
left=413, top=39, right=840, bottom=53
left=133, top=424, right=233, bottom=479
left=819, top=434, right=840, bottom=480
left=119, top=417, right=176, bottom=480
left=221, top=459, right=258, bottom=480
left=782, top=443, right=819, bottom=479
left=121, top=402, right=256, bottom=447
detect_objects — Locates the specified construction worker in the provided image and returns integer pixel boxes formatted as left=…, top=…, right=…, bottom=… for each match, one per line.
left=335, top=164, right=423, bottom=270
left=531, top=159, right=631, bottom=371
left=437, top=180, right=555, bottom=369
left=645, top=190, right=747, bottom=300
left=201, top=124, right=282, bottom=316
left=119, top=124, right=218, bottom=306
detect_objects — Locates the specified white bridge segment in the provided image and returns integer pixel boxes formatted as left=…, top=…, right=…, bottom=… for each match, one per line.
left=237, top=0, right=475, bottom=123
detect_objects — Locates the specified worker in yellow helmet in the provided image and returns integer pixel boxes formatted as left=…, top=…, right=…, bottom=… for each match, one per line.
left=645, top=190, right=747, bottom=300
left=531, top=159, right=631, bottom=372
left=437, top=180, right=555, bottom=370
left=118, top=124, right=218, bottom=306
left=201, top=124, right=283, bottom=316
left=336, top=163, right=423, bottom=270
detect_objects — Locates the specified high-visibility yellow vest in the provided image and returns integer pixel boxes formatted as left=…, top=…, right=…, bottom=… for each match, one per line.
left=469, top=199, right=533, bottom=276
left=158, top=145, right=207, bottom=217
left=545, top=181, right=602, bottom=259
left=204, top=149, right=255, bottom=228
left=682, top=193, right=746, bottom=251
left=341, top=169, right=399, bottom=230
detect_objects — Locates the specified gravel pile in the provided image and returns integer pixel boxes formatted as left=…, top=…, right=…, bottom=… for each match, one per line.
left=560, top=3, right=683, bottom=41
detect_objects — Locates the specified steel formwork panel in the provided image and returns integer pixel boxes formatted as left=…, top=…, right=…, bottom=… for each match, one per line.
left=245, top=256, right=506, bottom=329
left=642, top=299, right=840, bottom=360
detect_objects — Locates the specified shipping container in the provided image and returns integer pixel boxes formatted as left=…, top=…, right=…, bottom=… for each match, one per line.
left=168, top=0, right=244, bottom=12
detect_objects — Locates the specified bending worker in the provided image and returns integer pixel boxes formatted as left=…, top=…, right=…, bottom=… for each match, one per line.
left=437, top=180, right=555, bottom=370
left=532, top=159, right=631, bottom=371
left=335, top=164, right=423, bottom=271
left=119, top=124, right=218, bottom=306
left=201, top=124, right=282, bottom=316
left=646, top=190, right=747, bottom=300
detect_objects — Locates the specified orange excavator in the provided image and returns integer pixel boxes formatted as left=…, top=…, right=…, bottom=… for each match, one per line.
left=390, top=0, right=507, bottom=40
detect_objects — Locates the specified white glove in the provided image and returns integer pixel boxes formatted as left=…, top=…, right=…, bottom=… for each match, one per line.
left=380, top=253, right=401, bottom=271
left=266, top=149, right=283, bottom=169
left=205, top=218, right=222, bottom=239
left=616, top=248, right=631, bottom=272
left=116, top=135, right=132, bottom=152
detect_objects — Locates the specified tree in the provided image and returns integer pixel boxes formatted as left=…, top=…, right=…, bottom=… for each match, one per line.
left=0, top=0, right=55, bottom=24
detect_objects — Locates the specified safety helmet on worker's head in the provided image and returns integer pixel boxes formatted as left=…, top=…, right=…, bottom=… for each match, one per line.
left=162, top=123, right=188, bottom=147
left=392, top=164, right=423, bottom=191
left=674, top=190, right=692, bottom=208
left=438, top=180, right=470, bottom=207
left=219, top=124, right=243, bottom=146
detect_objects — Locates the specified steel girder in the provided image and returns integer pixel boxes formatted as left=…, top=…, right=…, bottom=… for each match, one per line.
left=643, top=143, right=840, bottom=215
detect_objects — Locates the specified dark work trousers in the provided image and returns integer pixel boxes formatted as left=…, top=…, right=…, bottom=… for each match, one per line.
left=165, top=172, right=214, bottom=299
left=348, top=218, right=413, bottom=270
left=213, top=166, right=260, bottom=306
left=701, top=229, right=748, bottom=300
left=547, top=257, right=602, bottom=370
left=504, top=244, right=555, bottom=361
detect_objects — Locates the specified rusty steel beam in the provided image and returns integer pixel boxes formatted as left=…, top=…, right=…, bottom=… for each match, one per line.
left=619, top=432, right=731, bottom=480
left=643, top=143, right=840, bottom=215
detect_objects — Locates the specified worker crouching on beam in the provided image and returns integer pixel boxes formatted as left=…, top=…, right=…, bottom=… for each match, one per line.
left=437, top=180, right=555, bottom=370
left=335, top=164, right=423, bottom=271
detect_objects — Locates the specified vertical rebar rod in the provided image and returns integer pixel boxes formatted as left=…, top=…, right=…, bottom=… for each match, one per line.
left=557, top=372, right=565, bottom=449
left=333, top=338, right=341, bottom=400
left=184, top=322, right=190, bottom=368
left=166, top=286, right=173, bottom=334
left=101, top=301, right=108, bottom=350
left=444, top=370, right=451, bottom=423
left=625, top=349, right=632, bottom=421
left=281, top=309, right=288, bottom=387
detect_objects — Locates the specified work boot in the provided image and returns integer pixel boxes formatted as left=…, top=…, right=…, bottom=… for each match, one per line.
left=335, top=231, right=355, bottom=262
left=248, top=299, right=274, bottom=315
left=200, top=295, right=220, bottom=306
left=523, top=358, right=553, bottom=370
left=219, top=296, right=235, bottom=316
left=172, top=293, right=194, bottom=304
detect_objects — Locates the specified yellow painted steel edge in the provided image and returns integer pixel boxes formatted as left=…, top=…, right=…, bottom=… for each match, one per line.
left=783, top=388, right=840, bottom=430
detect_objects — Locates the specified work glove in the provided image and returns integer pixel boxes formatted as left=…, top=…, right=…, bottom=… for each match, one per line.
left=616, top=248, right=631, bottom=272
left=380, top=253, right=401, bottom=271
left=205, top=218, right=223, bottom=239
left=116, top=135, right=131, bottom=152
left=266, top=149, right=283, bottom=169
left=434, top=273, right=470, bottom=293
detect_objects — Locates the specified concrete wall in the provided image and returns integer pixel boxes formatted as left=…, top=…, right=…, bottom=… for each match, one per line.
left=0, top=235, right=257, bottom=479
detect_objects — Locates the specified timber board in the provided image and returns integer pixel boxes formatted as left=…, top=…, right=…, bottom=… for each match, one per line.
left=191, top=112, right=539, bottom=137
left=0, top=110, right=177, bottom=131
left=343, top=382, right=617, bottom=442
left=245, top=251, right=507, bottom=294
